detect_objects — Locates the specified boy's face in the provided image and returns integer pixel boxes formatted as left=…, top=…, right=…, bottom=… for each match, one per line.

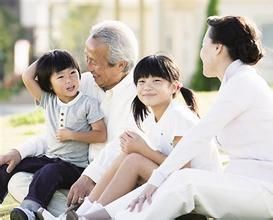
left=50, top=67, right=80, bottom=103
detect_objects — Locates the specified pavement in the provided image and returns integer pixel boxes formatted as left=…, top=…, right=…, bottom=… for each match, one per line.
left=0, top=89, right=36, bottom=116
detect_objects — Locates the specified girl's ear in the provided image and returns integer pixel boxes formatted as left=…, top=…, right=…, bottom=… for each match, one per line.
left=172, top=80, right=182, bottom=94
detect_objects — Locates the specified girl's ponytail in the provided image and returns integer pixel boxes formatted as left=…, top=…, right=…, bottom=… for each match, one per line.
left=180, top=87, right=199, bottom=116
left=131, top=96, right=150, bottom=129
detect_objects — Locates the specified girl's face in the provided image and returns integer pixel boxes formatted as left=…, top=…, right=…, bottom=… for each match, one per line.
left=136, top=75, right=177, bottom=111
left=200, top=28, right=219, bottom=78
left=50, top=67, right=80, bottom=103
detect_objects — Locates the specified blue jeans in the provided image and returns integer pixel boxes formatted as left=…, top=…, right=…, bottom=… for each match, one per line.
left=0, top=155, right=84, bottom=207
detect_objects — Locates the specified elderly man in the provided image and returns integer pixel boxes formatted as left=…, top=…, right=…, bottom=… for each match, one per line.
left=0, top=20, right=138, bottom=217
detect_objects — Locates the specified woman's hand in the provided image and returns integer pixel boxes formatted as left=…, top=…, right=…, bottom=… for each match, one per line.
left=119, top=131, right=149, bottom=154
left=127, top=184, right=158, bottom=212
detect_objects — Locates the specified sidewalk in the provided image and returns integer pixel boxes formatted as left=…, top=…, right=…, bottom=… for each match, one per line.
left=0, top=89, right=35, bottom=116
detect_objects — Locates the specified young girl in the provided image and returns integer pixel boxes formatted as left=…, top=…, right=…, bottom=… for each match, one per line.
left=0, top=49, right=106, bottom=220
left=61, top=54, right=221, bottom=220
left=116, top=16, right=273, bottom=220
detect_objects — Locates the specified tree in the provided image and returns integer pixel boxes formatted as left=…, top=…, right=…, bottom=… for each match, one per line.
left=190, top=0, right=220, bottom=91
left=0, top=7, right=22, bottom=80
left=54, top=4, right=100, bottom=72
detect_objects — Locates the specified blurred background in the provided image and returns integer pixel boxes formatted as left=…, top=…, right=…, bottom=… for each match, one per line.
left=0, top=0, right=273, bottom=105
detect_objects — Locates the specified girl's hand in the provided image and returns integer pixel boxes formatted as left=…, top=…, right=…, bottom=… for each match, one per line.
left=56, top=128, right=73, bottom=142
left=119, top=131, right=149, bottom=154
left=127, top=184, right=158, bottom=212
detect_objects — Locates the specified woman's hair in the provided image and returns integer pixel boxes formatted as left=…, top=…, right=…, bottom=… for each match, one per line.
left=36, top=49, right=80, bottom=94
left=207, top=15, right=263, bottom=65
left=89, top=20, right=138, bottom=73
left=132, top=54, right=198, bottom=128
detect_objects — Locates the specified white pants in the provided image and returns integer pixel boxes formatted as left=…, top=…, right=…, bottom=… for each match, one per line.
left=8, top=172, right=68, bottom=216
left=113, top=169, right=273, bottom=220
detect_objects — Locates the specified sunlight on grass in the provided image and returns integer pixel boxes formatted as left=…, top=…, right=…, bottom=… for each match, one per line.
left=9, top=109, right=45, bottom=127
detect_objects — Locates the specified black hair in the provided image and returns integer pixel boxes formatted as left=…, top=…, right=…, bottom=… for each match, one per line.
left=207, top=15, right=263, bottom=65
left=36, top=49, right=80, bottom=94
left=132, top=54, right=198, bottom=128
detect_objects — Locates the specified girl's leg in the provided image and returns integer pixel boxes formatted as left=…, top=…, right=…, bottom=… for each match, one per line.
left=115, top=169, right=273, bottom=220
left=97, top=153, right=158, bottom=206
left=88, top=152, right=128, bottom=202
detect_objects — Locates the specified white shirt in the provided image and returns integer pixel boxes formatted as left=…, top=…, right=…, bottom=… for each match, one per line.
left=148, top=60, right=273, bottom=187
left=141, top=100, right=221, bottom=171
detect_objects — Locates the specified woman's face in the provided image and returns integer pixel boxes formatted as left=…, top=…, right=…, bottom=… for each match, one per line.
left=200, top=28, right=219, bottom=78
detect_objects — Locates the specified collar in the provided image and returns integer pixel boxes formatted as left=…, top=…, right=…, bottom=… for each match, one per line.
left=222, top=59, right=244, bottom=84
left=106, top=71, right=133, bottom=95
left=57, top=91, right=83, bottom=107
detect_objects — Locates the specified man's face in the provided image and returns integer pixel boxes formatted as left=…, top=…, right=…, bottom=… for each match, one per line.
left=85, top=37, right=123, bottom=90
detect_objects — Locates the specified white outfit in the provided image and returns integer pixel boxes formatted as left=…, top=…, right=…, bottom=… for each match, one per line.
left=104, top=101, right=221, bottom=218
left=114, top=60, right=273, bottom=219
left=8, top=72, right=137, bottom=216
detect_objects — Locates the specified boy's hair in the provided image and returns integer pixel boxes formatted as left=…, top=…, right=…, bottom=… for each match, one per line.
left=132, top=54, right=198, bottom=128
left=36, top=49, right=80, bottom=94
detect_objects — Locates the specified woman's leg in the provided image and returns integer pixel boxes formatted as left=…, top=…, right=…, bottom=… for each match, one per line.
left=115, top=169, right=273, bottom=220
left=88, top=152, right=128, bottom=202
left=96, top=153, right=158, bottom=206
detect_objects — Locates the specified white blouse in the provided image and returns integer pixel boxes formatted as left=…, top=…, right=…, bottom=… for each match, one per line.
left=148, top=60, right=273, bottom=187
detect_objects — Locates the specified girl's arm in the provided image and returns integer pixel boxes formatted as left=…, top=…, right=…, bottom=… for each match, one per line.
left=120, top=131, right=167, bottom=165
left=21, top=60, right=42, bottom=101
left=56, top=119, right=107, bottom=143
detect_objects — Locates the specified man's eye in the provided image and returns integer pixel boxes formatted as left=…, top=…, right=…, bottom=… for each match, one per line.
left=57, top=76, right=64, bottom=79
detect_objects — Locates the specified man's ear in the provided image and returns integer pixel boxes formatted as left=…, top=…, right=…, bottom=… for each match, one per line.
left=117, top=61, right=128, bottom=72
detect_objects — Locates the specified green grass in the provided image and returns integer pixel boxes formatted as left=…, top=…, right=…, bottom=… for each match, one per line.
left=9, top=109, right=45, bottom=127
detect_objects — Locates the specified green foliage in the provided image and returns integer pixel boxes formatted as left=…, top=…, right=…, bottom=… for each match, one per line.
left=9, top=109, right=45, bottom=127
left=55, top=4, right=100, bottom=71
left=0, top=7, right=23, bottom=78
left=190, top=0, right=220, bottom=91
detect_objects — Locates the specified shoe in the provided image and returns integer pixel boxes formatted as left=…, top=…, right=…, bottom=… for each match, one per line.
left=10, top=207, right=39, bottom=220
left=66, top=210, right=79, bottom=220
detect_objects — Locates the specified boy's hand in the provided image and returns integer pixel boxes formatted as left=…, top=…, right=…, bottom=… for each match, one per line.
left=56, top=128, right=73, bottom=142
left=0, top=149, right=22, bottom=173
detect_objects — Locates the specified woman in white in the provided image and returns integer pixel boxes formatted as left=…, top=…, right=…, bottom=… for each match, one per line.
left=114, top=15, right=273, bottom=219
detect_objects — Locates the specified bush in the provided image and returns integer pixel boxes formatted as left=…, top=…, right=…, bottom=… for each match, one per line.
left=9, top=109, right=45, bottom=127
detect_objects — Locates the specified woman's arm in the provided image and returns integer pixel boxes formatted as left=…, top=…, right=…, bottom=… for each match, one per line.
left=21, top=60, right=42, bottom=101
left=56, top=119, right=107, bottom=143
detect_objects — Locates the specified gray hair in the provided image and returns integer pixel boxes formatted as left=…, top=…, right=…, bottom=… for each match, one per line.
left=89, top=20, right=138, bottom=73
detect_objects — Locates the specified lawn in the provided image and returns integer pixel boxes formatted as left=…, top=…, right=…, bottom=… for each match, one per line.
left=0, top=91, right=217, bottom=219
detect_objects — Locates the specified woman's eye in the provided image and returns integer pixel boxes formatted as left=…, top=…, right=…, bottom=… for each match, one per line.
left=57, top=76, right=64, bottom=79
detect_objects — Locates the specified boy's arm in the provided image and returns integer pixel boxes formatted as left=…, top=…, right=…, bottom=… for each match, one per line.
left=22, top=60, right=42, bottom=101
left=56, top=119, right=107, bottom=143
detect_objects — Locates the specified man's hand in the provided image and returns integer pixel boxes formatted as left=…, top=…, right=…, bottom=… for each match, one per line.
left=67, top=175, right=95, bottom=206
left=0, top=149, right=22, bottom=173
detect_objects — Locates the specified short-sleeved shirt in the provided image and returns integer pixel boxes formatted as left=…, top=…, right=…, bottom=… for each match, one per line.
left=39, top=91, right=104, bottom=168
left=141, top=100, right=199, bottom=156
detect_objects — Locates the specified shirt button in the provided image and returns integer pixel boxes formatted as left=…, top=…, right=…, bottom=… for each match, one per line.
left=60, top=119, right=64, bottom=121
left=60, top=124, right=64, bottom=127
left=161, top=133, right=163, bottom=135
left=61, top=113, right=64, bottom=116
